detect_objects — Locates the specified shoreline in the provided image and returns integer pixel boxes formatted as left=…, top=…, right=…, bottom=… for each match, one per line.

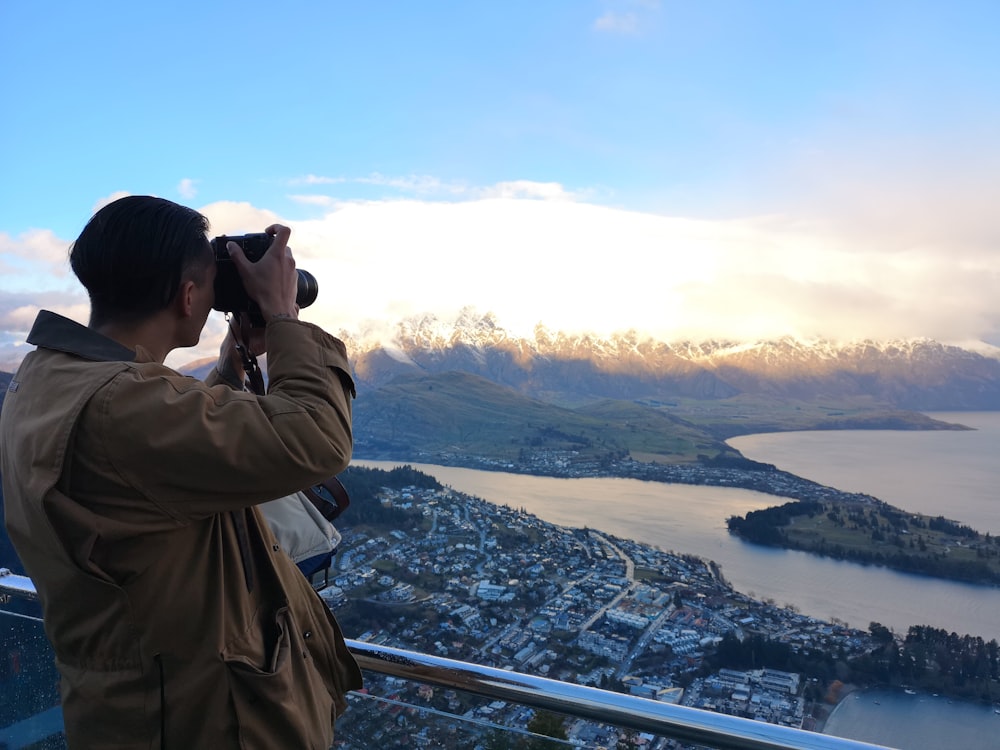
left=816, top=686, right=1000, bottom=749
left=808, top=682, right=860, bottom=735
left=356, top=447, right=1000, bottom=591
left=355, top=458, right=1000, bottom=642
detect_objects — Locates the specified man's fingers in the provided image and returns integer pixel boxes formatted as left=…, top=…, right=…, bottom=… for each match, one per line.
left=226, top=240, right=247, bottom=267
left=264, top=224, right=292, bottom=249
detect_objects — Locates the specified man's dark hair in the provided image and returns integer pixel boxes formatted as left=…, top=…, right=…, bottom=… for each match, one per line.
left=70, top=195, right=212, bottom=326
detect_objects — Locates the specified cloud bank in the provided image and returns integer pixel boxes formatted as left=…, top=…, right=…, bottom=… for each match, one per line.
left=2, top=181, right=998, bottom=372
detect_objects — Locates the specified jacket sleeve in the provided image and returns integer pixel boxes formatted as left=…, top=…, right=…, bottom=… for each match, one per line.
left=91, top=319, right=355, bottom=521
left=204, top=360, right=246, bottom=391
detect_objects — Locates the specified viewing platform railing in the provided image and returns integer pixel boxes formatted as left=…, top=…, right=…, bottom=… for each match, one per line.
left=0, top=571, right=896, bottom=750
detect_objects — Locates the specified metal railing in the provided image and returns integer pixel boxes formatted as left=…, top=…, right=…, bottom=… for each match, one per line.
left=0, top=571, right=894, bottom=750
left=349, top=640, right=892, bottom=750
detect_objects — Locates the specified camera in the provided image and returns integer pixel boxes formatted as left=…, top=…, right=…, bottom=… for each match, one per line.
left=210, top=233, right=319, bottom=326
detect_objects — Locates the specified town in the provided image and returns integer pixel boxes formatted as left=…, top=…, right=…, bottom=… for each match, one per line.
left=384, top=445, right=883, bottom=508
left=326, top=472, right=878, bottom=749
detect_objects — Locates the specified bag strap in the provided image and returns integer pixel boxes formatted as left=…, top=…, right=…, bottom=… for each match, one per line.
left=301, top=476, right=351, bottom=522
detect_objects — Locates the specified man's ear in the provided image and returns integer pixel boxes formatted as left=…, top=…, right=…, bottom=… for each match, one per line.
left=175, top=279, right=197, bottom=318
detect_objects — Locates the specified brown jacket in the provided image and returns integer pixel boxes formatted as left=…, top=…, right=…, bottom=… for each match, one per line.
left=0, top=310, right=363, bottom=749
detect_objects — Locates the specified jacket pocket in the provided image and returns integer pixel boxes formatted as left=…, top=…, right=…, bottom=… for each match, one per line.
left=56, top=658, right=158, bottom=749
left=222, top=607, right=335, bottom=750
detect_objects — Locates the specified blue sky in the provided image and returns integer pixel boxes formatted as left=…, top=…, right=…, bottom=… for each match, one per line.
left=2, top=1, right=999, bottom=368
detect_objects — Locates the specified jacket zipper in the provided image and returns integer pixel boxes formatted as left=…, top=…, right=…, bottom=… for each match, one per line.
left=154, top=653, right=166, bottom=750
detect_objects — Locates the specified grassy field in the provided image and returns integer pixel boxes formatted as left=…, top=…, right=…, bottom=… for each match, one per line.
left=353, top=371, right=966, bottom=466
left=353, top=370, right=735, bottom=463
left=656, top=393, right=968, bottom=439
left=780, top=500, right=1000, bottom=581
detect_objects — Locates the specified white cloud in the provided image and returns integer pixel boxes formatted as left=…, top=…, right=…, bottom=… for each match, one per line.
left=199, top=201, right=282, bottom=236
left=594, top=11, right=639, bottom=34
left=291, top=172, right=469, bottom=197
left=0, top=230, right=74, bottom=294
left=178, top=178, right=199, bottom=199
left=289, top=194, right=338, bottom=207
left=593, top=1, right=659, bottom=35
left=477, top=181, right=575, bottom=200
left=288, top=177, right=583, bottom=210
left=197, top=185, right=1000, bottom=350
left=93, top=190, right=131, bottom=214
left=0, top=229, right=69, bottom=267
left=0, top=290, right=89, bottom=370
left=357, top=173, right=466, bottom=195
left=4, top=175, right=999, bottom=371
left=290, top=174, right=346, bottom=186
left=731, top=101, right=1000, bottom=256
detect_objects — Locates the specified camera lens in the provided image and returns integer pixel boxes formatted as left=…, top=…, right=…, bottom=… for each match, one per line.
left=296, top=269, right=319, bottom=309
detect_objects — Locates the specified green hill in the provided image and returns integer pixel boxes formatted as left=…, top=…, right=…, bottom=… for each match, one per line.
left=352, top=370, right=736, bottom=463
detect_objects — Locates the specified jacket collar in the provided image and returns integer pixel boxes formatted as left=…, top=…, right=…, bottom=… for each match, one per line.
left=27, top=310, right=138, bottom=363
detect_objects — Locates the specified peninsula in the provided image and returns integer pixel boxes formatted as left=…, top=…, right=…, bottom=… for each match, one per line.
left=356, top=437, right=1000, bottom=589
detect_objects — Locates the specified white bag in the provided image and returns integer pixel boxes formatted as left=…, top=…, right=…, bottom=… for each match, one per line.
left=259, top=491, right=341, bottom=566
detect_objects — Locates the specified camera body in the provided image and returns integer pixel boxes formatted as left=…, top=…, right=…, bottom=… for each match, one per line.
left=211, top=233, right=319, bottom=326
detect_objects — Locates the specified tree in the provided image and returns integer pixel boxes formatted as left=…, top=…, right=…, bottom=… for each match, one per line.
left=523, top=710, right=568, bottom=749
left=617, top=728, right=639, bottom=749
left=869, top=622, right=894, bottom=646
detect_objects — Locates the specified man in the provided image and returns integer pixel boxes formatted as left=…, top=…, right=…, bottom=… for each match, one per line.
left=0, top=195, right=362, bottom=748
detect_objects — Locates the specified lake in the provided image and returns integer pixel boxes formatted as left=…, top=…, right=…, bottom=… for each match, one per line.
left=729, top=411, right=1000, bottom=536
left=358, top=412, right=1000, bottom=642
left=822, top=689, right=999, bottom=749
left=357, top=412, right=1000, bottom=748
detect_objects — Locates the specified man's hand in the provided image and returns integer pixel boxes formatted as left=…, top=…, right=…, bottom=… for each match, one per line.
left=226, top=224, right=300, bottom=323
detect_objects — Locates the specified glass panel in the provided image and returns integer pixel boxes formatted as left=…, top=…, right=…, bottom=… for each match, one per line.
left=0, top=618, right=672, bottom=750
left=0, top=597, right=863, bottom=750
left=0, top=607, right=65, bottom=749
left=338, top=690, right=581, bottom=749
left=337, top=680, right=644, bottom=749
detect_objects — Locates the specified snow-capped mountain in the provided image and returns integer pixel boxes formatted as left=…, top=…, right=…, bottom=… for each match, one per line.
left=344, top=311, right=1000, bottom=411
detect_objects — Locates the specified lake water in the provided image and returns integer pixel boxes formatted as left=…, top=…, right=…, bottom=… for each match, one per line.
left=729, top=411, right=1000, bottom=536
left=822, top=689, right=999, bottom=750
left=356, top=412, right=1000, bottom=749
left=359, top=412, right=1000, bottom=642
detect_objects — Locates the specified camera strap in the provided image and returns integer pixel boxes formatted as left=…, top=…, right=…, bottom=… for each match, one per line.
left=237, top=343, right=265, bottom=396
left=226, top=313, right=266, bottom=395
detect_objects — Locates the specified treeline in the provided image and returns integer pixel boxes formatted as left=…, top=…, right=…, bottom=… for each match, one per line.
left=727, top=500, right=1000, bottom=585
left=726, top=500, right=824, bottom=546
left=707, top=623, right=1000, bottom=704
left=857, top=623, right=1000, bottom=702
left=819, top=545, right=998, bottom=585
left=707, top=631, right=841, bottom=700
left=337, top=464, right=442, bottom=526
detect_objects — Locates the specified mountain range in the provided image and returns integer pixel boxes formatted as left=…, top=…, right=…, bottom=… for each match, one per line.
left=4, top=312, right=999, bottom=466
left=344, top=311, right=1000, bottom=413
left=329, top=313, right=999, bottom=462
